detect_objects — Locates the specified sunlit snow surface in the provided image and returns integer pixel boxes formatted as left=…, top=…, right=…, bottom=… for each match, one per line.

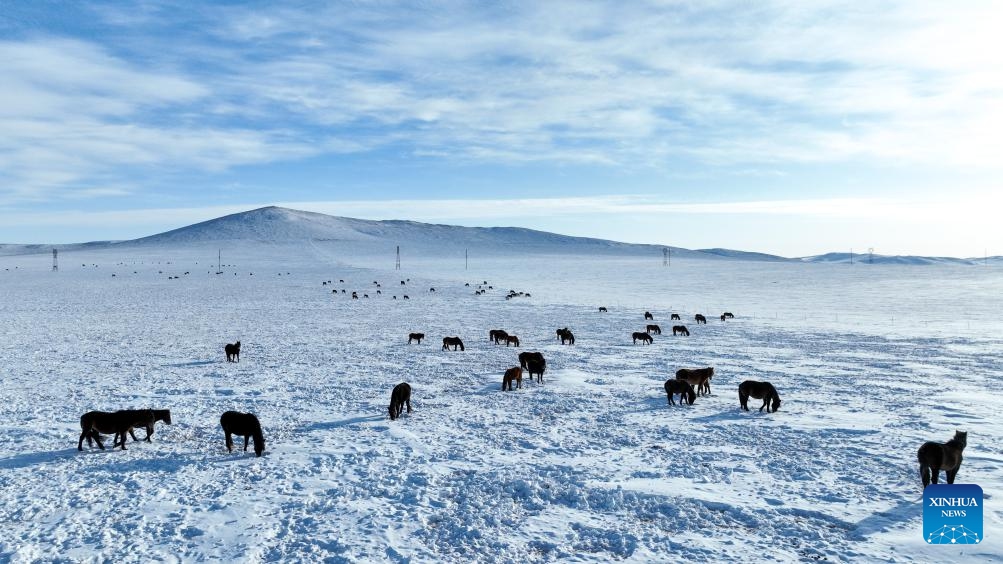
left=1, top=242, right=1001, bottom=562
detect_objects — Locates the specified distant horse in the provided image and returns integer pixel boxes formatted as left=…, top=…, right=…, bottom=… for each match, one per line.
left=489, top=329, right=509, bottom=344
left=694, top=314, right=707, bottom=324
left=408, top=333, right=425, bottom=344
left=519, top=351, right=545, bottom=370
left=676, top=367, right=714, bottom=395
left=526, top=358, right=546, bottom=383
left=671, top=313, right=681, bottom=320
left=723, top=312, right=734, bottom=319
left=502, top=367, right=523, bottom=391
left=632, top=332, right=653, bottom=344
left=646, top=324, right=661, bottom=335
left=505, top=335, right=520, bottom=347
left=738, top=380, right=781, bottom=413
left=78, top=410, right=155, bottom=451
left=720, top=314, right=726, bottom=321
left=663, top=380, right=696, bottom=406
left=220, top=411, right=265, bottom=457
left=672, top=325, right=690, bottom=336
left=918, top=431, right=968, bottom=488
left=225, top=341, right=241, bottom=362
left=644, top=311, right=654, bottom=320
left=388, top=382, right=412, bottom=420
left=599, top=306, right=608, bottom=312
left=429, top=288, right=435, bottom=292
left=403, top=295, right=409, bottom=300
left=352, top=292, right=358, bottom=299
left=557, top=328, right=575, bottom=345
left=442, top=337, right=465, bottom=351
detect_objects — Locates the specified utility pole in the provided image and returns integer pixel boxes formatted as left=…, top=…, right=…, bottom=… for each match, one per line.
left=465, top=248, right=468, bottom=270
left=395, top=246, right=401, bottom=270
left=850, top=248, right=853, bottom=265
left=52, top=249, right=58, bottom=271
left=868, top=247, right=874, bottom=264
left=663, top=247, right=670, bottom=266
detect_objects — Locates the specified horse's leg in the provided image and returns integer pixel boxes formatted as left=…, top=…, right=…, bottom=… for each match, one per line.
left=225, top=430, right=233, bottom=452
left=930, top=465, right=940, bottom=484
left=117, top=431, right=127, bottom=450
left=243, top=435, right=250, bottom=452
left=406, top=399, right=412, bottom=413
left=946, top=467, right=959, bottom=484
left=78, top=429, right=88, bottom=451
left=144, top=424, right=154, bottom=442
left=129, top=428, right=140, bottom=442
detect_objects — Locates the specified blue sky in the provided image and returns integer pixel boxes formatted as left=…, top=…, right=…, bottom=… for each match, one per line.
left=1, top=1, right=1001, bottom=256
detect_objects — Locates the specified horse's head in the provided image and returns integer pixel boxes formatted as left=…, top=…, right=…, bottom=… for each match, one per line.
left=770, top=394, right=782, bottom=412
left=254, top=437, right=265, bottom=457
left=388, top=405, right=397, bottom=420
left=953, top=431, right=968, bottom=448
left=686, top=387, right=696, bottom=405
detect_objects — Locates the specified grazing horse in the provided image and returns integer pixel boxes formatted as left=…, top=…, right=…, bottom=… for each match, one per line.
left=220, top=411, right=265, bottom=457
left=672, top=325, right=690, bottom=336
left=676, top=367, right=714, bottom=396
left=225, top=341, right=241, bottom=362
left=646, top=324, right=661, bottom=335
left=670, top=313, right=681, bottom=320
left=632, top=332, right=653, bottom=344
left=526, top=358, right=546, bottom=383
left=663, top=380, right=696, bottom=406
left=78, top=410, right=155, bottom=451
left=388, top=382, right=413, bottom=420
left=408, top=332, right=425, bottom=344
left=723, top=312, right=734, bottom=319
left=489, top=329, right=509, bottom=344
left=918, top=431, right=968, bottom=488
left=519, top=351, right=545, bottom=370
left=557, top=328, right=575, bottom=344
left=644, top=311, right=654, bottom=320
left=695, top=314, right=707, bottom=324
left=502, top=367, right=523, bottom=391
left=505, top=335, right=520, bottom=347
left=442, top=337, right=465, bottom=351
left=598, top=306, right=608, bottom=312
left=738, top=380, right=781, bottom=413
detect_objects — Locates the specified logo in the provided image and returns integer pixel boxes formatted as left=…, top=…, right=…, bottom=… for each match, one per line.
left=924, top=484, right=983, bottom=545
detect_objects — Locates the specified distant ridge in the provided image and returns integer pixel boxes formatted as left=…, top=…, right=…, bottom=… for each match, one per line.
left=0, top=206, right=998, bottom=264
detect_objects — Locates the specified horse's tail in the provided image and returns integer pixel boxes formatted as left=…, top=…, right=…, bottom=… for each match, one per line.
left=918, top=444, right=932, bottom=487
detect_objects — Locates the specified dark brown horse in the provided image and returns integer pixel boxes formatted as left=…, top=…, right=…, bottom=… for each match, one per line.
left=220, top=411, right=265, bottom=456
left=118, top=409, right=172, bottom=444
left=557, top=328, right=575, bottom=345
left=442, top=337, right=465, bottom=351
left=918, top=431, right=967, bottom=488
left=519, top=351, right=545, bottom=369
left=723, top=312, right=734, bottom=319
left=225, top=341, right=241, bottom=362
left=78, top=410, right=155, bottom=451
left=598, top=306, right=608, bottom=312
left=632, top=332, right=653, bottom=344
left=670, top=313, right=681, bottom=320
left=505, top=335, right=520, bottom=347
left=489, top=329, right=509, bottom=344
left=676, top=367, right=713, bottom=395
left=738, top=380, right=781, bottom=412
left=646, top=324, right=661, bottom=335
left=644, top=311, right=654, bottom=320
left=408, top=332, right=425, bottom=344
left=694, top=314, right=707, bottom=324
left=526, top=358, right=546, bottom=383
left=672, top=325, right=690, bottom=336
left=388, top=382, right=412, bottom=420
left=663, top=380, right=696, bottom=405
left=502, top=366, right=523, bottom=391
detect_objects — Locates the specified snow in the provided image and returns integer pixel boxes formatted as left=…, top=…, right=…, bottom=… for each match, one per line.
left=0, top=209, right=1001, bottom=562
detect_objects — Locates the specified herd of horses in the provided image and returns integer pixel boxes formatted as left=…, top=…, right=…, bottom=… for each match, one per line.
left=74, top=278, right=969, bottom=488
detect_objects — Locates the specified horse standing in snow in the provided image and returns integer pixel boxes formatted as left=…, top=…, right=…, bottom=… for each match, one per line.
left=220, top=411, right=265, bottom=457
left=918, top=431, right=967, bottom=488
left=502, top=367, right=523, bottom=391
left=225, top=341, right=241, bottom=362
left=663, top=380, right=696, bottom=406
left=388, top=383, right=412, bottom=420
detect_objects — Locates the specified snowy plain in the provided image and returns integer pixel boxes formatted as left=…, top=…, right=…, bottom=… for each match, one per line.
left=1, top=212, right=1001, bottom=563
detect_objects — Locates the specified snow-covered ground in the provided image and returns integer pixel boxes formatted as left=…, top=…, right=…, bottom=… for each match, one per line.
left=1, top=240, right=1001, bottom=562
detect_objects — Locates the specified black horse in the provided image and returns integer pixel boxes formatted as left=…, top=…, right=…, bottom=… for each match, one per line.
left=115, top=409, right=172, bottom=444
left=672, top=325, right=690, bottom=336
left=388, top=383, right=413, bottom=420
left=225, top=341, right=241, bottom=362
left=598, top=306, right=608, bottom=312
left=557, top=328, right=575, bottom=345
left=738, top=381, right=781, bottom=413
left=644, top=311, right=654, bottom=320
left=220, top=411, right=265, bottom=457
left=646, top=324, right=661, bottom=335
left=442, top=337, right=465, bottom=351
left=694, top=314, right=707, bottom=324
left=519, top=351, right=545, bottom=370
left=78, top=410, right=156, bottom=451
left=663, top=380, right=696, bottom=405
left=632, top=331, right=653, bottom=344
left=670, top=313, right=681, bottom=320
left=918, top=431, right=967, bottom=488
left=408, top=332, right=425, bottom=344
left=526, top=358, right=546, bottom=383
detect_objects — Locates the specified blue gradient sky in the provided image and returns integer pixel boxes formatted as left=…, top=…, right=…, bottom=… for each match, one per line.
left=1, top=1, right=1001, bottom=256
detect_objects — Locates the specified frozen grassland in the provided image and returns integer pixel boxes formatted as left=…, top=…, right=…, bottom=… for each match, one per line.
left=0, top=242, right=1001, bottom=563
